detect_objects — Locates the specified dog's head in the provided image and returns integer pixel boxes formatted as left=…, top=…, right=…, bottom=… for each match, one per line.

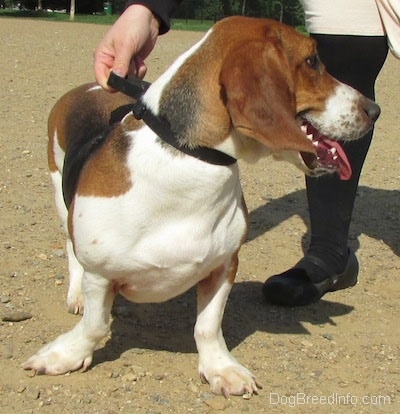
left=146, top=16, right=380, bottom=179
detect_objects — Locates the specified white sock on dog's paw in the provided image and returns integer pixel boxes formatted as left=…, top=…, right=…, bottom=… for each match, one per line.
left=22, top=329, right=96, bottom=375
left=199, top=356, right=260, bottom=397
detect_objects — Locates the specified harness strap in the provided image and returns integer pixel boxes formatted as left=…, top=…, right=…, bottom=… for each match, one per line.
left=107, top=72, right=237, bottom=166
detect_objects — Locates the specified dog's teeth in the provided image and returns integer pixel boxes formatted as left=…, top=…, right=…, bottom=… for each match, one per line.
left=301, top=124, right=308, bottom=133
left=312, top=140, right=318, bottom=147
left=333, top=155, right=338, bottom=160
left=330, top=147, right=337, bottom=155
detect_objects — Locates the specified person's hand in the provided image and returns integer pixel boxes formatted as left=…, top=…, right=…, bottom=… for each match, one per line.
left=94, top=4, right=160, bottom=91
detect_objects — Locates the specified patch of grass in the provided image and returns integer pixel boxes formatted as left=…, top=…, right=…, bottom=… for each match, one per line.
left=171, top=19, right=214, bottom=32
left=295, top=25, right=308, bottom=35
left=0, top=9, right=213, bottom=31
left=0, top=9, right=118, bottom=24
left=0, top=10, right=303, bottom=34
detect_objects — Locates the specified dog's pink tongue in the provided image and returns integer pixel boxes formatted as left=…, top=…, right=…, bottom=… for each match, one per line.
left=317, top=138, right=352, bottom=180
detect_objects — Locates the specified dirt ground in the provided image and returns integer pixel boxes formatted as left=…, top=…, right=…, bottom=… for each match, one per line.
left=0, top=18, right=399, bottom=414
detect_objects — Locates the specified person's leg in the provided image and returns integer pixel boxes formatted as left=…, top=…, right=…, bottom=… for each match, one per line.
left=263, top=35, right=388, bottom=306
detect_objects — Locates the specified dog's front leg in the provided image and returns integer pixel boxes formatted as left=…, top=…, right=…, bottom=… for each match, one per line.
left=195, top=256, right=260, bottom=397
left=22, top=272, right=114, bottom=375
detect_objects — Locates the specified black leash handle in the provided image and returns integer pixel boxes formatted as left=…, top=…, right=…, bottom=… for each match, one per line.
left=107, top=71, right=151, bottom=97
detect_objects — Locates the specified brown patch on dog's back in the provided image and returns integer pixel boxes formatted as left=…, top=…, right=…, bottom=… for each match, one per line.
left=48, top=83, right=134, bottom=175
left=76, top=120, right=135, bottom=199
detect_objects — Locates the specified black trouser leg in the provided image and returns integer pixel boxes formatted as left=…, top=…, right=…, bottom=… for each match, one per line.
left=306, top=35, right=388, bottom=273
left=306, top=130, right=373, bottom=272
left=263, top=35, right=388, bottom=305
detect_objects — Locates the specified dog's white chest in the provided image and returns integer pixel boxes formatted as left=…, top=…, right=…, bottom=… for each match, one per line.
left=71, top=135, right=246, bottom=302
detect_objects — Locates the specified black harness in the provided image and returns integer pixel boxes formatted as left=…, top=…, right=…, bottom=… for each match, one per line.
left=62, top=73, right=237, bottom=208
left=107, top=72, right=237, bottom=166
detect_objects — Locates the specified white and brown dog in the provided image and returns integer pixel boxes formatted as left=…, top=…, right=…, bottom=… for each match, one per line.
left=23, top=17, right=379, bottom=397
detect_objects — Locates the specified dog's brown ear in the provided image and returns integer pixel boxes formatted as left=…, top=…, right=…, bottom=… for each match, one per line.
left=220, top=39, right=315, bottom=155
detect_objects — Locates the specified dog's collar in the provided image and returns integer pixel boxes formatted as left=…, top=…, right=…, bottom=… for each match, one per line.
left=107, top=72, right=237, bottom=166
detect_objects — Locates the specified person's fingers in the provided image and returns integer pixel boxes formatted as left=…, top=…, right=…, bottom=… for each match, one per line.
left=112, top=43, right=134, bottom=78
left=94, top=5, right=159, bottom=91
left=93, top=48, right=115, bottom=91
left=133, top=56, right=147, bottom=79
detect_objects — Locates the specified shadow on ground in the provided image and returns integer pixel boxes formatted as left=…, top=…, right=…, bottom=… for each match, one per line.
left=94, top=279, right=354, bottom=366
left=93, top=185, right=398, bottom=367
left=248, top=185, right=400, bottom=257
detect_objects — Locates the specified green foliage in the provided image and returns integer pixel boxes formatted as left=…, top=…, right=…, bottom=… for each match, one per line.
left=173, top=0, right=305, bottom=26
left=0, top=9, right=118, bottom=23
left=13, top=0, right=103, bottom=12
left=0, top=0, right=305, bottom=28
left=110, top=0, right=125, bottom=14
left=4, top=0, right=304, bottom=26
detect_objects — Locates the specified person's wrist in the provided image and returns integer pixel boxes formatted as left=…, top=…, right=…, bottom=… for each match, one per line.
left=124, top=4, right=161, bottom=34
left=150, top=11, right=161, bottom=33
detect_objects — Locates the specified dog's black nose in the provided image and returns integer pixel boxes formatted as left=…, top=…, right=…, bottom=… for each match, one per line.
left=364, top=100, right=381, bottom=122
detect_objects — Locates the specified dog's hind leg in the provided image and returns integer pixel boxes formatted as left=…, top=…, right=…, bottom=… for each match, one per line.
left=194, top=255, right=260, bottom=397
left=50, top=170, right=85, bottom=314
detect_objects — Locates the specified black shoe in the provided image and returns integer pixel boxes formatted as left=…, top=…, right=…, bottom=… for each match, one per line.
left=262, top=250, right=359, bottom=306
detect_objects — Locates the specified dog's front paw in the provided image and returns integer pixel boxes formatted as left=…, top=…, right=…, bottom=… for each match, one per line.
left=200, top=364, right=261, bottom=398
left=22, top=332, right=93, bottom=375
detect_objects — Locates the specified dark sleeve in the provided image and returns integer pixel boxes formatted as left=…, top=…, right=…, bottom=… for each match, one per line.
left=124, top=1, right=183, bottom=34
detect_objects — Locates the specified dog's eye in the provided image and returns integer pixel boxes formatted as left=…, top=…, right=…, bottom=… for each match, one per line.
left=306, top=54, right=319, bottom=71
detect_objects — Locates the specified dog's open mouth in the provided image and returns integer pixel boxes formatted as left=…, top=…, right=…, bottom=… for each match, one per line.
left=300, top=122, right=352, bottom=180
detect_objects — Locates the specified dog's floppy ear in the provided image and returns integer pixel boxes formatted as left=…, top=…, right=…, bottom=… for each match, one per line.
left=220, top=39, right=315, bottom=155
